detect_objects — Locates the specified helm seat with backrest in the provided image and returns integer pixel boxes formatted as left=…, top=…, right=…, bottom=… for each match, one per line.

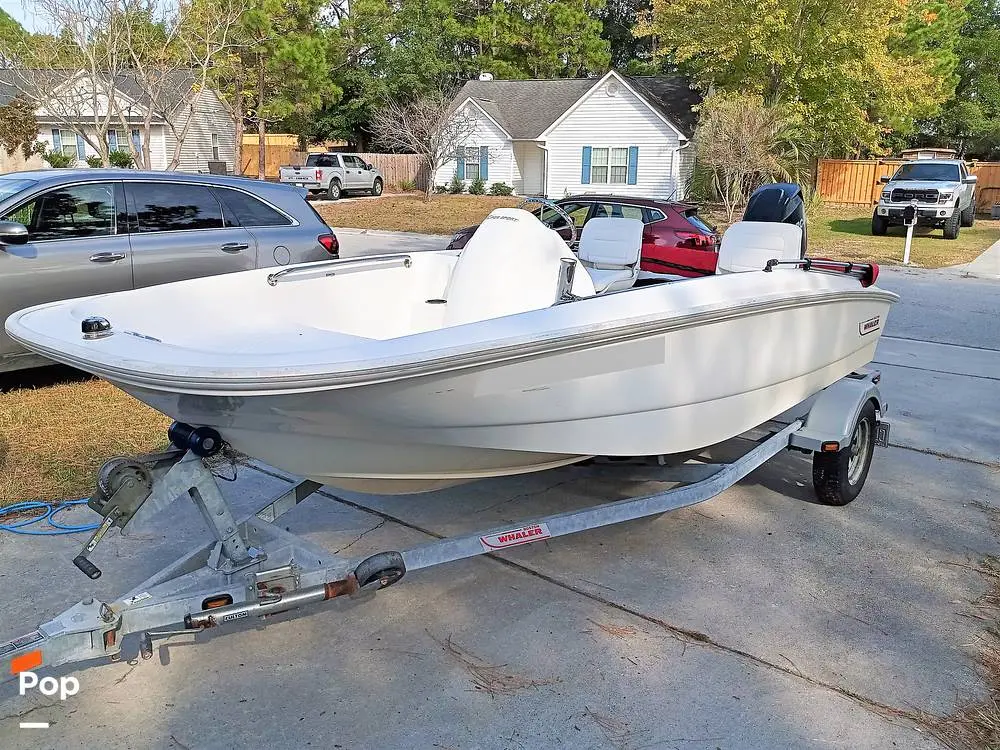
left=576, top=216, right=644, bottom=293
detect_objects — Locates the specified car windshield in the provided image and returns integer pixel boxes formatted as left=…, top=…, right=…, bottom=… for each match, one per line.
left=0, top=178, right=37, bottom=203
left=892, top=163, right=960, bottom=181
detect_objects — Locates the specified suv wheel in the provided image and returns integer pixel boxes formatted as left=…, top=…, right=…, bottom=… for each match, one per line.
left=943, top=211, right=961, bottom=240
left=961, top=200, right=976, bottom=228
left=326, top=180, right=342, bottom=201
left=871, top=212, right=889, bottom=236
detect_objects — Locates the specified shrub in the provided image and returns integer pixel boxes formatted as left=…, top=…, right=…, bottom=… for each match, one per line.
left=488, top=181, right=513, bottom=196
left=108, top=149, right=135, bottom=169
left=448, top=173, right=464, bottom=194
left=85, top=155, right=103, bottom=168
left=468, top=177, right=485, bottom=195
left=399, top=178, right=418, bottom=192
left=42, top=150, right=74, bottom=168
left=434, top=184, right=448, bottom=194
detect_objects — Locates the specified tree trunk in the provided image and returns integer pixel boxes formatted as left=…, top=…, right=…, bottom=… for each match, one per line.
left=257, top=53, right=266, bottom=180
left=233, top=91, right=245, bottom=175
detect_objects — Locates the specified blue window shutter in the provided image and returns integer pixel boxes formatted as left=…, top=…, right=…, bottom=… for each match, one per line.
left=131, top=128, right=142, bottom=156
left=455, top=147, right=465, bottom=180
left=51, top=129, right=62, bottom=152
left=76, top=134, right=86, bottom=159
left=480, top=145, right=488, bottom=181
left=108, top=130, right=118, bottom=151
left=581, top=146, right=592, bottom=184
left=627, top=146, right=639, bottom=185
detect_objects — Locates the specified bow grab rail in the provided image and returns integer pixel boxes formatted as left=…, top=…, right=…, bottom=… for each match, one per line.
left=764, top=257, right=879, bottom=288
left=267, top=254, right=413, bottom=287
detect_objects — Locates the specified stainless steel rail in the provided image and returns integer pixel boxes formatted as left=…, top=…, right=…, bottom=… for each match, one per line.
left=266, top=254, right=413, bottom=286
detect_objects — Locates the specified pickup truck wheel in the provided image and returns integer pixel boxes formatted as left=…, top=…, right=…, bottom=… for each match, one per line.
left=961, top=201, right=976, bottom=227
left=943, top=212, right=960, bottom=240
left=371, top=178, right=383, bottom=197
left=326, top=180, right=342, bottom=201
left=871, top=212, right=889, bottom=236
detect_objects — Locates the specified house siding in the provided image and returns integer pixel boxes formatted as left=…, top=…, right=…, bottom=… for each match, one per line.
left=677, top=142, right=696, bottom=200
left=163, top=88, right=236, bottom=173
left=544, top=80, right=683, bottom=199
left=434, top=103, right=517, bottom=190
left=34, top=125, right=168, bottom=169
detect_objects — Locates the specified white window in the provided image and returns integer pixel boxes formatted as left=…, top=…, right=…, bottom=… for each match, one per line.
left=590, top=148, right=608, bottom=184
left=212, top=133, right=220, bottom=161
left=610, top=148, right=629, bottom=184
left=50, top=129, right=81, bottom=157
left=465, top=146, right=480, bottom=181
left=106, top=130, right=127, bottom=152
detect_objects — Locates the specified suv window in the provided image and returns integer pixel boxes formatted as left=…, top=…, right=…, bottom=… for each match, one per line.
left=128, top=182, right=225, bottom=233
left=538, top=202, right=589, bottom=228
left=3, top=183, right=116, bottom=242
left=592, top=202, right=644, bottom=221
left=216, top=188, right=292, bottom=227
left=643, top=208, right=666, bottom=223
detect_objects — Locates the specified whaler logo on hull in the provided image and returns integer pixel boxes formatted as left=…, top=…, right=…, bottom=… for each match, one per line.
left=859, top=316, right=881, bottom=336
left=480, top=523, right=552, bottom=550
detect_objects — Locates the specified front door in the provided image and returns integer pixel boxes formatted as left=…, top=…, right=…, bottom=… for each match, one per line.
left=0, top=181, right=132, bottom=368
left=124, top=181, right=257, bottom=288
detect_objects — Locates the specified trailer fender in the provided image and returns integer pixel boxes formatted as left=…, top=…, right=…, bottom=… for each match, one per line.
left=789, top=372, right=886, bottom=453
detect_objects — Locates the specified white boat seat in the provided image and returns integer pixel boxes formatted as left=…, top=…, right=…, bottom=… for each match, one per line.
left=444, top=208, right=595, bottom=327
left=577, top=217, right=644, bottom=294
left=717, top=221, right=803, bottom=274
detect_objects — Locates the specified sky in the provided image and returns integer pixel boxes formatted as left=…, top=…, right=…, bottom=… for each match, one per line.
left=1, top=0, right=40, bottom=32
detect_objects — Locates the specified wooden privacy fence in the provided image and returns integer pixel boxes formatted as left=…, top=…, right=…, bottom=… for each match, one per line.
left=816, top=159, right=1000, bottom=214
left=239, top=145, right=428, bottom=189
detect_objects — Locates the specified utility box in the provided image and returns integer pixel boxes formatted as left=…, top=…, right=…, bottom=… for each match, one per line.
left=992, top=204, right=1000, bottom=219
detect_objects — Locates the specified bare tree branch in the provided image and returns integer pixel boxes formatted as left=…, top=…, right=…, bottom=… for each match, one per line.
left=369, top=92, right=477, bottom=200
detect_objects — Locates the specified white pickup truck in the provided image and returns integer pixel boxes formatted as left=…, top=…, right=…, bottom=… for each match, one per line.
left=278, top=152, right=384, bottom=201
left=872, top=159, right=977, bottom=239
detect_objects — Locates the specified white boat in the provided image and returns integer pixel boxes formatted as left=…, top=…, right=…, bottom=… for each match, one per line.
left=5, top=207, right=898, bottom=494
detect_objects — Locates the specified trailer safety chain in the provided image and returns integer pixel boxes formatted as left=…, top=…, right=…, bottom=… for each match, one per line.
left=0, top=499, right=98, bottom=536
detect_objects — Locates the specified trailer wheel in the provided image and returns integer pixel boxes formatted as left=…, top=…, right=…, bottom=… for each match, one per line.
left=354, top=551, right=406, bottom=589
left=812, top=401, right=877, bottom=506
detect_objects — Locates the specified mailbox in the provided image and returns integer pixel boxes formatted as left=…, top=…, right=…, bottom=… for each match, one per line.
left=902, top=201, right=918, bottom=226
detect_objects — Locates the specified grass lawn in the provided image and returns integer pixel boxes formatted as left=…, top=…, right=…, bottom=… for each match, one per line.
left=317, top=194, right=519, bottom=235
left=0, top=372, right=169, bottom=506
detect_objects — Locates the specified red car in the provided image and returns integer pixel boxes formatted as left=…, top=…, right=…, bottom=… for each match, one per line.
left=445, top=195, right=720, bottom=277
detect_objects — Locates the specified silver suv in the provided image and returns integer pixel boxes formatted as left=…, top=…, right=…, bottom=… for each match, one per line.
left=872, top=159, right=977, bottom=239
left=0, top=170, right=339, bottom=373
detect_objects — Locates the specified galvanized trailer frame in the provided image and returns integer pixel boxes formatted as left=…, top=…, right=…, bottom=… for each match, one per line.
left=0, top=371, right=888, bottom=683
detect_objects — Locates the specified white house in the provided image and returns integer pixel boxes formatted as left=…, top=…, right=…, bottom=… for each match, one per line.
left=0, top=70, right=237, bottom=173
left=435, top=70, right=701, bottom=199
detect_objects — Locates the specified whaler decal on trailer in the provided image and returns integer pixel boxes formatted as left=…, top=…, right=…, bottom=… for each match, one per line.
left=480, top=523, right=552, bottom=550
left=859, top=316, right=881, bottom=335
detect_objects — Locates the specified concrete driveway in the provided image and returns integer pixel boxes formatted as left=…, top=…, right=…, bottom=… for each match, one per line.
left=1, top=235, right=998, bottom=750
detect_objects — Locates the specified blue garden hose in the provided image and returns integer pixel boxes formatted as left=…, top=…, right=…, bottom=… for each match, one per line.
left=0, top=499, right=98, bottom=535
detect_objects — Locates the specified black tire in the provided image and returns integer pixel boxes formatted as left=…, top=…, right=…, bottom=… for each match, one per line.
left=871, top=212, right=889, bottom=236
left=961, top=200, right=976, bottom=228
left=371, top=178, right=383, bottom=197
left=812, top=400, right=877, bottom=506
left=943, top=211, right=960, bottom=239
left=326, top=180, right=342, bottom=201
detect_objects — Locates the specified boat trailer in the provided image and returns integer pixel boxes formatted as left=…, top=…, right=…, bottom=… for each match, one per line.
left=1, top=371, right=889, bottom=683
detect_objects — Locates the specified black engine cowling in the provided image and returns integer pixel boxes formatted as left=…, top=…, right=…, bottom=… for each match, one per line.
left=743, top=183, right=808, bottom=257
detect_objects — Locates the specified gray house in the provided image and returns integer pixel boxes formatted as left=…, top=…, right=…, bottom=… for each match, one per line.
left=0, top=69, right=237, bottom=173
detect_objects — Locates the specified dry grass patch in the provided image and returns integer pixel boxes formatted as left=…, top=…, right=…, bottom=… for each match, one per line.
left=0, top=377, right=169, bottom=505
left=316, top=194, right=519, bottom=235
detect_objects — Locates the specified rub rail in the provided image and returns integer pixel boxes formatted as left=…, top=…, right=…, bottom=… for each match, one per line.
left=267, top=254, right=413, bottom=286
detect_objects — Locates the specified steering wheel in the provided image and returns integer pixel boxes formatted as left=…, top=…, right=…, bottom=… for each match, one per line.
left=517, top=197, right=578, bottom=245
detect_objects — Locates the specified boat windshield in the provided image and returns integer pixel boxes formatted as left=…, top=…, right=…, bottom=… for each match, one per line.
left=0, top=177, right=37, bottom=203
left=892, top=163, right=960, bottom=181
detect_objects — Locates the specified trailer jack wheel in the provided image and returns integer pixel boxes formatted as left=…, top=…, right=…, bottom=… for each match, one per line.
left=354, top=551, right=406, bottom=589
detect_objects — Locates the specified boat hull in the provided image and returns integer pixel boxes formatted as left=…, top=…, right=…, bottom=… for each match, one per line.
left=112, top=292, right=891, bottom=493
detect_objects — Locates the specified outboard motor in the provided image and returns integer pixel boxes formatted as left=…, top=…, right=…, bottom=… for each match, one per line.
left=743, top=183, right=808, bottom=257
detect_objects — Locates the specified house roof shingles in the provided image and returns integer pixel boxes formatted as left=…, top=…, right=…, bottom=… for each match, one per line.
left=452, top=73, right=700, bottom=139
left=0, top=68, right=197, bottom=114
